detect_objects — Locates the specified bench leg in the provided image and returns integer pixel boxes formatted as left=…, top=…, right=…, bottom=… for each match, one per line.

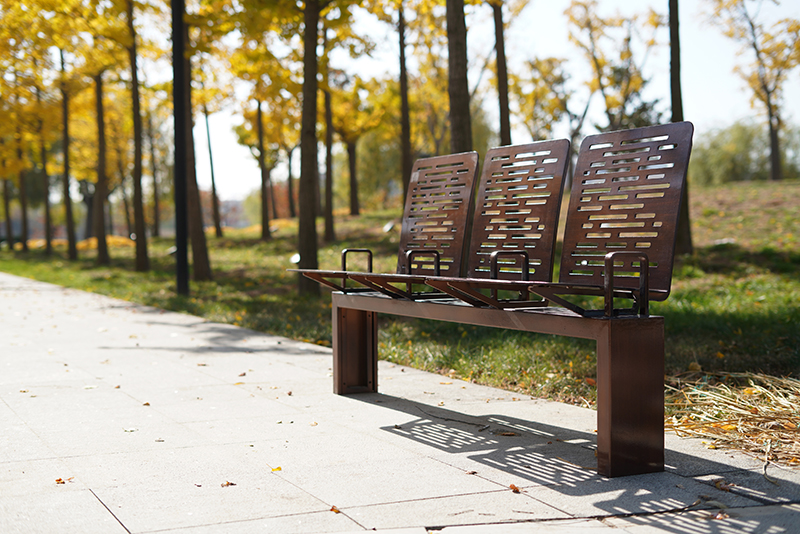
left=596, top=317, right=665, bottom=477
left=332, top=299, right=378, bottom=395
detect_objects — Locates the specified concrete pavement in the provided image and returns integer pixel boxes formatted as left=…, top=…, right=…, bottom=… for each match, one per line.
left=1, top=271, right=798, bottom=533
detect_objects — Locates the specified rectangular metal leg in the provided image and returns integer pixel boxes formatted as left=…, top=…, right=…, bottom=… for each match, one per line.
left=332, top=297, right=378, bottom=395
left=595, top=317, right=665, bottom=477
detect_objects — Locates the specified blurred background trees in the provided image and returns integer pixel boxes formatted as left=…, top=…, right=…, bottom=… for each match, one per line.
left=1, top=0, right=799, bottom=293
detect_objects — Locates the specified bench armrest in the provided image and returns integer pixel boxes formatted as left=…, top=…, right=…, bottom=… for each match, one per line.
left=489, top=250, right=530, bottom=281
left=342, top=248, right=373, bottom=272
left=604, top=251, right=650, bottom=317
left=405, top=250, right=441, bottom=276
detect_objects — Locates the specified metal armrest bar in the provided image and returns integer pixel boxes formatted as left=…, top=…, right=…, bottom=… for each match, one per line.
left=342, top=248, right=373, bottom=272
left=405, top=250, right=441, bottom=276
left=489, top=250, right=530, bottom=281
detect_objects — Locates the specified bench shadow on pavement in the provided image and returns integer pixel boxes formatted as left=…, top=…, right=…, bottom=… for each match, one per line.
left=351, top=393, right=800, bottom=534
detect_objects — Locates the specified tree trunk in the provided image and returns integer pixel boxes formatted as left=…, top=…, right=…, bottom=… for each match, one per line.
left=2, top=179, right=11, bottom=250
left=492, top=1, right=511, bottom=146
left=127, top=0, right=149, bottom=270
left=670, top=0, right=693, bottom=256
left=183, top=44, right=213, bottom=281
left=93, top=73, right=110, bottom=265
left=298, top=0, right=321, bottom=296
left=39, top=124, right=52, bottom=256
left=146, top=110, right=161, bottom=238
left=446, top=0, right=473, bottom=153
left=120, top=176, right=133, bottom=237
left=767, top=109, right=783, bottom=182
left=203, top=103, right=223, bottom=237
left=324, top=89, right=335, bottom=242
left=287, top=144, right=296, bottom=218
left=172, top=0, right=189, bottom=293
left=15, top=130, right=29, bottom=252
left=107, top=197, right=115, bottom=237
left=81, top=182, right=94, bottom=240
left=347, top=141, right=359, bottom=216
left=35, top=82, right=53, bottom=255
left=269, top=173, right=278, bottom=219
left=398, top=3, right=413, bottom=196
left=256, top=99, right=272, bottom=241
left=60, top=50, right=78, bottom=261
left=116, top=146, right=133, bottom=237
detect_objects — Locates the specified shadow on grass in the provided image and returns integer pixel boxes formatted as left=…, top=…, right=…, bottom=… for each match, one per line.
left=676, top=243, right=800, bottom=279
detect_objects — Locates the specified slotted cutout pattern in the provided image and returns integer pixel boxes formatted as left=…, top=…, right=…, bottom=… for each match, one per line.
left=467, top=140, right=570, bottom=280
left=559, top=122, right=693, bottom=295
left=397, top=152, right=479, bottom=276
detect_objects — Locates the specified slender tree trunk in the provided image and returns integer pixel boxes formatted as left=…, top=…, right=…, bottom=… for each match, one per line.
left=81, top=182, right=94, bottom=240
left=203, top=103, right=223, bottom=237
left=766, top=109, right=782, bottom=181
left=60, top=50, right=77, bottom=260
left=491, top=1, right=511, bottom=146
left=126, top=0, right=149, bottom=270
left=269, top=174, right=278, bottom=219
left=324, top=89, right=335, bottom=242
left=107, top=197, right=115, bottom=237
left=287, top=144, right=296, bottom=218
left=120, top=178, right=133, bottom=237
left=670, top=0, right=693, bottom=256
left=398, top=3, right=413, bottom=196
left=446, top=0, right=473, bottom=153
left=146, top=110, right=161, bottom=237
left=93, top=73, right=110, bottom=264
left=256, top=99, right=272, bottom=241
left=315, top=142, right=322, bottom=219
left=298, top=0, right=320, bottom=296
left=14, top=130, right=29, bottom=252
left=116, top=144, right=133, bottom=236
left=2, top=179, right=11, bottom=249
left=35, top=84, right=53, bottom=255
left=183, top=51, right=213, bottom=281
left=347, top=141, right=360, bottom=216
left=39, top=125, right=52, bottom=255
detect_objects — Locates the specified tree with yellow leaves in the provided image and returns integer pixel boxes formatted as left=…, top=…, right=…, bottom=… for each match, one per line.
left=331, top=76, right=386, bottom=217
left=566, top=0, right=664, bottom=131
left=707, top=0, right=800, bottom=181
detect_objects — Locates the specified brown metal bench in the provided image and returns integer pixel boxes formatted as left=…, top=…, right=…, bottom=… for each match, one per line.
left=310, top=123, right=693, bottom=477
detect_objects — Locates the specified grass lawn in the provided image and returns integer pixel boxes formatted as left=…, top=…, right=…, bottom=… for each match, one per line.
left=1, top=180, right=799, bottom=409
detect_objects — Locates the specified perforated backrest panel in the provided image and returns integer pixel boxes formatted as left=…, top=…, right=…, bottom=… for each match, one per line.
left=467, top=140, right=570, bottom=281
left=396, top=152, right=479, bottom=276
left=559, top=122, right=694, bottom=297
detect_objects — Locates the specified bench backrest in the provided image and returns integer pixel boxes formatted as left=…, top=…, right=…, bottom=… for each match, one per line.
left=396, top=152, right=479, bottom=276
left=559, top=121, right=694, bottom=299
left=466, top=140, right=571, bottom=281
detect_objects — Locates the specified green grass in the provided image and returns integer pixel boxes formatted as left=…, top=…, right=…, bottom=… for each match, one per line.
left=2, top=181, right=799, bottom=407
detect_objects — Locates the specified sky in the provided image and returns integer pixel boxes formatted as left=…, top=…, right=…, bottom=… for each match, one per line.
left=193, top=0, right=800, bottom=202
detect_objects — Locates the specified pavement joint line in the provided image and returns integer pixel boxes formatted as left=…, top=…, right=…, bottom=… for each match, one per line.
left=89, top=488, right=132, bottom=534
left=132, top=509, right=353, bottom=534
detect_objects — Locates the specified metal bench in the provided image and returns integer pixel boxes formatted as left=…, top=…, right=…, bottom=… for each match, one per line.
left=305, top=123, right=693, bottom=477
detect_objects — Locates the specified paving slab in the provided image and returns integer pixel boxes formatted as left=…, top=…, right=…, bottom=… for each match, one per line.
left=1, top=271, right=799, bottom=534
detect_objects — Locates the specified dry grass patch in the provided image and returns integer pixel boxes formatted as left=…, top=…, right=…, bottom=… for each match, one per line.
left=666, top=372, right=800, bottom=468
